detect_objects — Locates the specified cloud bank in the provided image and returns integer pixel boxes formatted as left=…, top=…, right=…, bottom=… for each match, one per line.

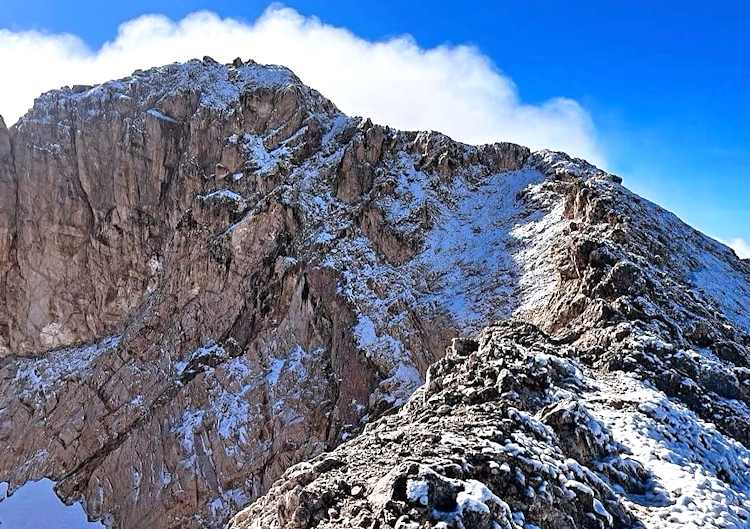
left=0, top=7, right=603, bottom=164
left=725, top=238, right=750, bottom=259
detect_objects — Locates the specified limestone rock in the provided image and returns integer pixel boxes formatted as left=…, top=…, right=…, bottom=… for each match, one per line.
left=1, top=59, right=749, bottom=529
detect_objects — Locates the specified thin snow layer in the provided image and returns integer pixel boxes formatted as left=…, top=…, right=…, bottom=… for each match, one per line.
left=217, top=120, right=564, bottom=409
left=174, top=355, right=259, bottom=458
left=199, top=189, right=248, bottom=212
left=266, top=345, right=311, bottom=389
left=0, top=478, right=104, bottom=529
left=587, top=374, right=750, bottom=529
left=352, top=313, right=422, bottom=399
left=12, top=335, right=121, bottom=398
left=295, top=144, right=562, bottom=404
left=414, top=165, right=549, bottom=328
left=320, top=230, right=425, bottom=405
left=172, top=343, right=323, bottom=464
left=235, top=133, right=289, bottom=175
left=629, top=190, right=750, bottom=335
left=22, top=59, right=297, bottom=124
left=266, top=344, right=325, bottom=423
left=174, top=341, right=229, bottom=377
left=206, top=487, right=251, bottom=527
left=146, top=108, right=178, bottom=123
left=508, top=183, right=567, bottom=318
left=690, top=243, right=750, bottom=334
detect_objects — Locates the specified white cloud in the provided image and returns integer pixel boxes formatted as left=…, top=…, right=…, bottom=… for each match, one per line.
left=724, top=238, right=750, bottom=259
left=0, top=7, right=603, bottom=164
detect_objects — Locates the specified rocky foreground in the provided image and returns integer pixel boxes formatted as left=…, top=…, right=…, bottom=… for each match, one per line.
left=233, top=319, right=750, bottom=529
left=0, top=58, right=749, bottom=529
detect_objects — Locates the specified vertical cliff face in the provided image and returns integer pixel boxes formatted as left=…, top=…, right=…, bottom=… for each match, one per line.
left=1, top=59, right=335, bottom=357
left=0, top=59, right=365, bottom=529
left=0, top=116, right=15, bottom=358
left=1, top=58, right=749, bottom=529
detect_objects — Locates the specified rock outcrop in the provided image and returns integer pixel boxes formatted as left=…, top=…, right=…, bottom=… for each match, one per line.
left=1, top=58, right=749, bottom=529
left=231, top=321, right=643, bottom=529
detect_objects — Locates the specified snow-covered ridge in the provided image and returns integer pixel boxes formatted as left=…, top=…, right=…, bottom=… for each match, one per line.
left=16, top=57, right=303, bottom=126
left=588, top=373, right=750, bottom=529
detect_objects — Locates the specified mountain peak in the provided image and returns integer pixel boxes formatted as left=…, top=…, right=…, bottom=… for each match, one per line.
left=16, top=57, right=335, bottom=130
left=1, top=58, right=749, bottom=529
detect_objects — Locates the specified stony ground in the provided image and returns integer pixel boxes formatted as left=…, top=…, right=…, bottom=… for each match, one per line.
left=230, top=320, right=750, bottom=529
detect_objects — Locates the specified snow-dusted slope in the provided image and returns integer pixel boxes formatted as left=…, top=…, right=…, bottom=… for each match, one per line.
left=0, top=58, right=749, bottom=529
left=588, top=374, right=750, bottom=529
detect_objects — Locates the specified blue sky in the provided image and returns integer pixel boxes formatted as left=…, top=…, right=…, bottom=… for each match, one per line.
left=1, top=0, right=748, bottom=254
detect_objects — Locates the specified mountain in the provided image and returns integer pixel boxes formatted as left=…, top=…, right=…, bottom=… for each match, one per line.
left=0, top=57, right=748, bottom=529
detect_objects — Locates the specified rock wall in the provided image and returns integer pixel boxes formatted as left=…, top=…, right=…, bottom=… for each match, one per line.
left=0, top=59, right=536, bottom=528
left=1, top=58, right=749, bottom=529
left=0, top=116, right=14, bottom=358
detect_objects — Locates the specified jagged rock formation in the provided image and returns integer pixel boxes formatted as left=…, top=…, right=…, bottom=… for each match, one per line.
left=1, top=58, right=749, bottom=529
left=230, top=321, right=643, bottom=529
left=233, top=319, right=750, bottom=529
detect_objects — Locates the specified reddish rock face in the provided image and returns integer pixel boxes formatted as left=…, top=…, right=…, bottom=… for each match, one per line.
left=0, top=59, right=534, bottom=528
left=0, top=116, right=15, bottom=358
left=2, top=58, right=750, bottom=529
left=0, top=60, right=367, bottom=528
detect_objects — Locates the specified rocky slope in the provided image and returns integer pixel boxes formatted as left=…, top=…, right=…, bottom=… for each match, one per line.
left=0, top=58, right=749, bottom=529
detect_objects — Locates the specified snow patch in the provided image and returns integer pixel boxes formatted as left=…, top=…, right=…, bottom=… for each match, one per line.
left=199, top=190, right=247, bottom=212
left=146, top=108, right=178, bottom=123
left=240, top=133, right=288, bottom=175
left=14, top=335, right=121, bottom=398
left=406, top=479, right=429, bottom=506
left=588, top=375, right=750, bottom=529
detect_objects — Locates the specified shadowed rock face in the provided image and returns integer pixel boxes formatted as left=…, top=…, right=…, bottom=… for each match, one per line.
left=0, top=116, right=15, bottom=358
left=1, top=58, right=750, bottom=529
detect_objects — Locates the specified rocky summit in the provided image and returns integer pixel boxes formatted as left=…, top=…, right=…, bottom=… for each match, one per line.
left=0, top=57, right=749, bottom=529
